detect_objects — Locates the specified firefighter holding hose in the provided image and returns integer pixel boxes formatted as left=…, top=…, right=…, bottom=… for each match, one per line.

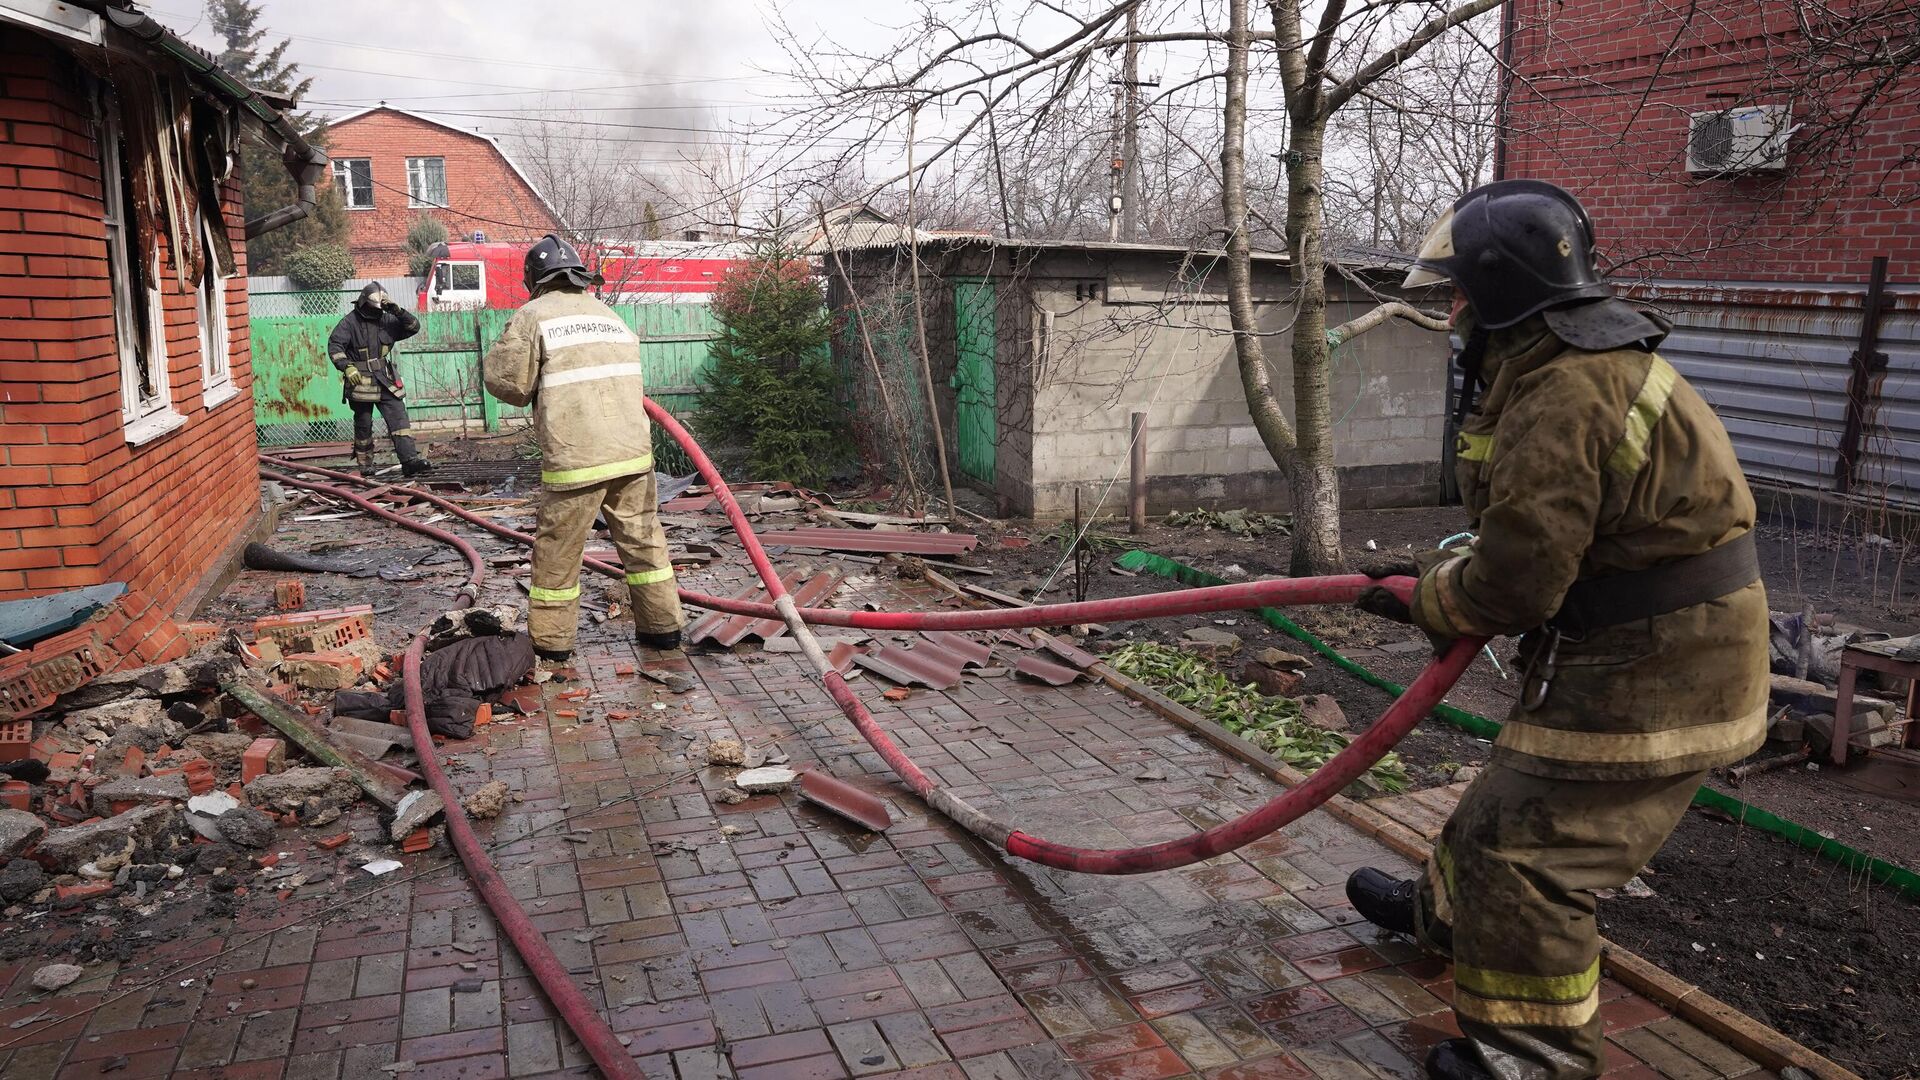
left=1347, top=180, right=1768, bottom=1080
left=482, top=234, right=684, bottom=663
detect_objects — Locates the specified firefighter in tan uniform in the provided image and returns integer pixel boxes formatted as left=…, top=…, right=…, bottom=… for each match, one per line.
left=1346, top=181, right=1769, bottom=1080
left=482, top=235, right=684, bottom=662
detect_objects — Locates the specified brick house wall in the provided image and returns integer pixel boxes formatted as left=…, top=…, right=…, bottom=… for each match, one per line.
left=325, top=108, right=562, bottom=278
left=1502, top=1, right=1920, bottom=284
left=0, top=34, right=259, bottom=665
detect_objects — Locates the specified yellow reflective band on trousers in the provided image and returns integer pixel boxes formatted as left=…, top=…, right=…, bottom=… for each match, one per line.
left=1605, top=356, right=1678, bottom=478
left=541, top=453, right=654, bottom=488
left=1496, top=705, right=1766, bottom=765
left=1454, top=957, right=1601, bottom=1028
left=1456, top=432, right=1493, bottom=462
left=528, top=584, right=581, bottom=603
left=625, top=567, right=674, bottom=586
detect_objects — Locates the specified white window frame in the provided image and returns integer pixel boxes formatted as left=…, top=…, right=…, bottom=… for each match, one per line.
left=333, top=157, right=373, bottom=209
left=100, top=91, right=182, bottom=445
left=197, top=214, right=237, bottom=409
left=406, top=156, right=446, bottom=208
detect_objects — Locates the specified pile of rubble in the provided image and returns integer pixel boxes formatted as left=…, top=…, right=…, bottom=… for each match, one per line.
left=0, top=602, right=536, bottom=922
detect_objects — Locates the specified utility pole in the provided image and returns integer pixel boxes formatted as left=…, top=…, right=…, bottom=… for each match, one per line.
left=1107, top=10, right=1159, bottom=243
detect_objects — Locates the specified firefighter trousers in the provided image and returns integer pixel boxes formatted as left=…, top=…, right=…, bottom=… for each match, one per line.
left=528, top=470, right=683, bottom=653
left=1413, top=764, right=1704, bottom=1080
left=351, top=394, right=421, bottom=467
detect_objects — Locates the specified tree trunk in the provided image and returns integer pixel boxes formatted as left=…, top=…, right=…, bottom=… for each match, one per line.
left=1282, top=117, right=1344, bottom=575
left=1222, top=0, right=1303, bottom=525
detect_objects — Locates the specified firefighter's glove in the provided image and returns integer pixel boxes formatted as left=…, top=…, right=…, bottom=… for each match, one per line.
left=1356, top=586, right=1449, bottom=655
left=1356, top=585, right=1413, bottom=624
left=381, top=300, right=402, bottom=314
left=1355, top=555, right=1420, bottom=580
left=343, top=366, right=364, bottom=387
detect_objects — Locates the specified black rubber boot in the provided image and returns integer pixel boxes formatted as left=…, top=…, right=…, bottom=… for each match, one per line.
left=1425, top=1039, right=1493, bottom=1080
left=535, top=647, right=573, bottom=664
left=1346, top=866, right=1418, bottom=936
left=402, top=457, right=434, bottom=477
left=636, top=629, right=682, bottom=651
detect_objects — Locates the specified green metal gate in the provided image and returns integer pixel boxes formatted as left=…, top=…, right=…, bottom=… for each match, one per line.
left=950, top=277, right=997, bottom=485
left=250, top=304, right=722, bottom=446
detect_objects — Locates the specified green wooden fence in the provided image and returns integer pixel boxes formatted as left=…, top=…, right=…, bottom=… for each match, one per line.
left=250, top=304, right=720, bottom=446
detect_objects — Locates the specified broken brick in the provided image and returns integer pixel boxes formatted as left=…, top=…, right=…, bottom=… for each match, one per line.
left=256, top=852, right=280, bottom=869
left=883, top=687, right=912, bottom=702
left=554, top=710, right=579, bottom=720
left=280, top=651, right=364, bottom=691
left=0, top=719, right=30, bottom=763
left=241, top=738, right=287, bottom=783
left=55, top=881, right=111, bottom=902
left=273, top=580, right=306, bottom=611
left=474, top=704, right=492, bottom=727
left=315, top=832, right=352, bottom=850
left=614, top=664, right=635, bottom=676
left=557, top=689, right=590, bottom=702
left=400, top=829, right=433, bottom=853
left=1, top=781, right=30, bottom=811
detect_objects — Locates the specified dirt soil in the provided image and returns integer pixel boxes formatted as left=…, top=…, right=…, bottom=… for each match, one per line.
left=955, top=502, right=1920, bottom=1076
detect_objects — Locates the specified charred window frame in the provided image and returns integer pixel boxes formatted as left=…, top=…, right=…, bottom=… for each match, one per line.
left=197, top=213, right=235, bottom=408
left=98, top=87, right=180, bottom=444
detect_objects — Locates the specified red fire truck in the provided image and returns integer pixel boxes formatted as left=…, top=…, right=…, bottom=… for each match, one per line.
left=417, top=238, right=750, bottom=311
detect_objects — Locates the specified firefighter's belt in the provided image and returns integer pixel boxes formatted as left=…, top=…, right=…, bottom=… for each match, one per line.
left=1551, top=531, right=1759, bottom=634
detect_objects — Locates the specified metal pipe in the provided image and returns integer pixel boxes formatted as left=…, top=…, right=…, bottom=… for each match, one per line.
left=1129, top=412, right=1147, bottom=533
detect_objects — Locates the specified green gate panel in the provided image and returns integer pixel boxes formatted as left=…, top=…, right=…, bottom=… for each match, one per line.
left=252, top=303, right=723, bottom=446
left=951, top=277, right=997, bottom=485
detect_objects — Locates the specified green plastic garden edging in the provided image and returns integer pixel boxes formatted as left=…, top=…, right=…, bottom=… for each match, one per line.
left=1115, top=548, right=1920, bottom=901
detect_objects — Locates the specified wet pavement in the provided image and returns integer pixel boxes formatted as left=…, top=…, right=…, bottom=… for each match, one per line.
left=0, top=564, right=1783, bottom=1079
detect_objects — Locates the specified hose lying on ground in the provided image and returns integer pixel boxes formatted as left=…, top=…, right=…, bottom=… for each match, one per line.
left=262, top=405, right=1487, bottom=875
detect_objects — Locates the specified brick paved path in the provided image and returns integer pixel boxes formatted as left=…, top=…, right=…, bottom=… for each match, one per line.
left=0, top=578, right=1779, bottom=1079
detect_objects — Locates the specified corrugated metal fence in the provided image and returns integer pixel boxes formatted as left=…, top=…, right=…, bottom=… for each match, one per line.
left=250, top=304, right=719, bottom=446
left=1646, top=281, right=1920, bottom=503
left=248, top=276, right=427, bottom=317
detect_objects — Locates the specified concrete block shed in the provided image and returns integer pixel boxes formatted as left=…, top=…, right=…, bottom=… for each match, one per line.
left=825, top=238, right=1453, bottom=519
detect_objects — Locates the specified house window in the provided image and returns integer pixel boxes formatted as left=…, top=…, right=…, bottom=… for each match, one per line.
left=333, top=157, right=373, bottom=209
left=197, top=215, right=236, bottom=409
left=407, top=156, right=446, bottom=207
left=99, top=91, right=180, bottom=444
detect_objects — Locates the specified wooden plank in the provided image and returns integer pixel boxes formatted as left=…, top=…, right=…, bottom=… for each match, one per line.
left=222, top=679, right=409, bottom=808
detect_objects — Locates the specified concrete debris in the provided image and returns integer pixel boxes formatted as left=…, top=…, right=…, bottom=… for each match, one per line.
left=281, top=650, right=367, bottom=691
left=713, top=788, right=751, bottom=805
left=244, top=767, right=360, bottom=813
left=462, top=781, right=511, bottom=820
left=183, top=732, right=256, bottom=770
left=216, top=806, right=277, bottom=849
left=1452, top=765, right=1484, bottom=784
left=1296, top=694, right=1347, bottom=733
left=0, top=808, right=48, bottom=861
left=90, top=776, right=190, bottom=818
left=389, top=790, right=445, bottom=844
left=734, top=767, right=797, bottom=794
left=1181, top=627, right=1243, bottom=656
left=61, top=699, right=177, bottom=746
left=185, top=792, right=241, bottom=842
left=0, top=859, right=46, bottom=903
left=35, top=805, right=177, bottom=874
left=31, top=964, right=84, bottom=992
left=1251, top=647, right=1312, bottom=670
left=56, top=649, right=243, bottom=711
left=706, top=739, right=746, bottom=766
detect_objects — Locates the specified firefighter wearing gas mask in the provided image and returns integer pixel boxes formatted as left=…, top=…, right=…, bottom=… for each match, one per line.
left=1345, top=180, right=1769, bottom=1080
left=328, top=282, right=432, bottom=477
left=481, top=235, right=683, bottom=663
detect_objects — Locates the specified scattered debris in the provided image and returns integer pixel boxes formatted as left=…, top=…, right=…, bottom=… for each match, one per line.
left=734, top=768, right=797, bottom=794
left=388, top=790, right=446, bottom=844
left=215, top=806, right=277, bottom=849
left=1180, top=627, right=1243, bottom=657
left=361, top=859, right=403, bottom=876
left=1164, top=507, right=1289, bottom=537
left=0, top=808, right=47, bottom=861
left=1295, top=694, right=1347, bottom=733
left=31, top=964, right=84, bottom=992
left=462, top=780, right=511, bottom=820
left=706, top=739, right=747, bottom=766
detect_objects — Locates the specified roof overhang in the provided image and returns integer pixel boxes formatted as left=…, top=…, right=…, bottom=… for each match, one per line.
left=0, top=0, right=103, bottom=44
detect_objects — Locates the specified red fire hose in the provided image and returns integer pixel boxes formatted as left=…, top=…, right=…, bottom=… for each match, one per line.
left=261, top=467, right=648, bottom=1080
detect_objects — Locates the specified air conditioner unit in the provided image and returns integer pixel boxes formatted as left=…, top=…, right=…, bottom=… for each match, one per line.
left=1686, top=105, right=1795, bottom=175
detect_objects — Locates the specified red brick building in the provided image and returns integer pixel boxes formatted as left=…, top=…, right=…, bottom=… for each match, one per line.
left=0, top=0, right=323, bottom=672
left=1500, top=1, right=1920, bottom=500
left=324, top=105, right=564, bottom=277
